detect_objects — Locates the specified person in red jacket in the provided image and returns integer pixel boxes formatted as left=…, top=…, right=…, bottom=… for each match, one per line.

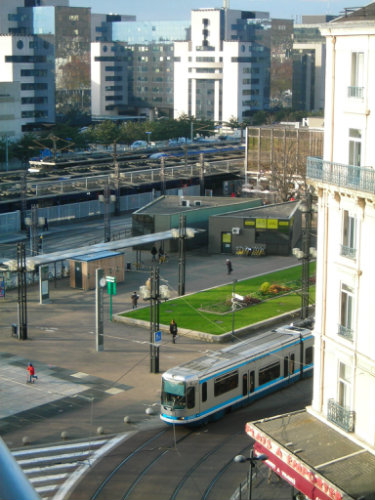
left=27, top=362, right=38, bottom=383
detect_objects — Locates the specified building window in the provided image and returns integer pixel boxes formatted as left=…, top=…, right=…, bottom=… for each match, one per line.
left=341, top=210, right=357, bottom=259
left=338, top=361, right=351, bottom=408
left=348, top=128, right=361, bottom=166
left=339, top=284, right=354, bottom=341
left=348, top=52, right=364, bottom=98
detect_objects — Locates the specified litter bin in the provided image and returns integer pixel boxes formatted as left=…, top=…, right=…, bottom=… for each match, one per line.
left=11, top=324, right=18, bottom=337
left=126, top=262, right=131, bottom=271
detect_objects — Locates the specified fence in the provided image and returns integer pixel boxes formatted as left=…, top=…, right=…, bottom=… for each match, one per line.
left=0, top=185, right=200, bottom=233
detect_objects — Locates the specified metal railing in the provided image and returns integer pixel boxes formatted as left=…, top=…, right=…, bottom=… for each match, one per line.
left=340, top=244, right=357, bottom=260
left=347, top=86, right=364, bottom=99
left=338, top=323, right=354, bottom=341
left=327, top=398, right=355, bottom=432
left=307, top=157, right=375, bottom=195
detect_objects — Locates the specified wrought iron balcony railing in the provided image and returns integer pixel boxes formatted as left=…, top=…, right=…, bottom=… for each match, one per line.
left=348, top=86, right=364, bottom=98
left=327, top=398, right=355, bottom=432
left=338, top=323, right=354, bottom=341
left=340, top=244, right=357, bottom=260
left=307, top=157, right=375, bottom=195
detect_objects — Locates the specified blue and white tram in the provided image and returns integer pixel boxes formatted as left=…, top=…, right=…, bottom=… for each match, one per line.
left=160, top=325, right=314, bottom=425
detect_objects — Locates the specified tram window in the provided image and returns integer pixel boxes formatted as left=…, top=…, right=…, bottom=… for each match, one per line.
left=214, top=371, right=239, bottom=397
left=283, top=356, right=289, bottom=377
left=187, top=386, right=195, bottom=409
left=249, top=371, right=255, bottom=393
left=202, top=382, right=207, bottom=402
left=290, top=354, right=295, bottom=374
left=259, top=362, right=280, bottom=386
left=242, top=373, right=248, bottom=396
left=305, top=346, right=313, bottom=365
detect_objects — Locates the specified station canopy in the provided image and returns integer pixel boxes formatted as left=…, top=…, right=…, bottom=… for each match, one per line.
left=2, top=229, right=202, bottom=272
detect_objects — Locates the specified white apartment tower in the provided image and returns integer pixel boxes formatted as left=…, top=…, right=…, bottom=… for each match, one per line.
left=0, top=35, right=55, bottom=129
left=91, top=42, right=128, bottom=119
left=174, top=8, right=270, bottom=123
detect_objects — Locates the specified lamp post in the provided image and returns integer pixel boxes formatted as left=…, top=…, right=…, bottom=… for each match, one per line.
left=292, top=190, right=316, bottom=320
left=234, top=449, right=268, bottom=500
left=17, top=243, right=27, bottom=340
left=231, top=279, right=238, bottom=336
left=98, top=178, right=116, bottom=242
left=139, top=265, right=170, bottom=373
left=24, top=205, right=45, bottom=256
left=145, top=131, right=152, bottom=146
left=171, top=215, right=195, bottom=296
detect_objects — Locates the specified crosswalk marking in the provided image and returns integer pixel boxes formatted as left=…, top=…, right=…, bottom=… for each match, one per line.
left=12, top=439, right=107, bottom=457
left=12, top=434, right=131, bottom=500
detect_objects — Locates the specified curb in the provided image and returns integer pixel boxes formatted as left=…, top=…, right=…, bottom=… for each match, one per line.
left=112, top=306, right=315, bottom=343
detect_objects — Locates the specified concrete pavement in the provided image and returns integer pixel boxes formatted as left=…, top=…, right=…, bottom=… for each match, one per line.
left=0, top=235, right=299, bottom=450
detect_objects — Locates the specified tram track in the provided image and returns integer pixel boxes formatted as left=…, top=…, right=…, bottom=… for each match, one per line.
left=66, top=378, right=313, bottom=500
left=70, top=421, right=251, bottom=500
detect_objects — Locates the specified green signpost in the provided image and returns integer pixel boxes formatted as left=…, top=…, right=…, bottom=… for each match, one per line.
left=106, top=276, right=116, bottom=321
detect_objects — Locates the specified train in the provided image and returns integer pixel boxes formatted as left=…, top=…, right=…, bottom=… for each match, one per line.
left=160, top=325, right=314, bottom=425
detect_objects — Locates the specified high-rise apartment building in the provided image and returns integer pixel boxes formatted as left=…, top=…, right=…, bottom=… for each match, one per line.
left=91, top=20, right=189, bottom=119
left=292, top=20, right=328, bottom=111
left=1, top=1, right=91, bottom=115
left=174, top=8, right=271, bottom=122
left=0, top=34, right=55, bottom=128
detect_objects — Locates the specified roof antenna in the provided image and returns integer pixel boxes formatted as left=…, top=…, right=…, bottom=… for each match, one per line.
left=223, top=0, right=230, bottom=9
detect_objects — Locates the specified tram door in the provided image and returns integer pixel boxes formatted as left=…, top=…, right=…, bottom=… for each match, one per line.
left=244, top=371, right=255, bottom=395
left=283, top=353, right=296, bottom=378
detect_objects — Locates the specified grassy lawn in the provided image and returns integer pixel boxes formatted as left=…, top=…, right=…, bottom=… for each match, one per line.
left=121, top=264, right=316, bottom=335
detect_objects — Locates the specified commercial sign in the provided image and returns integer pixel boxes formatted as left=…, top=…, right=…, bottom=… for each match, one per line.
left=245, top=423, right=346, bottom=500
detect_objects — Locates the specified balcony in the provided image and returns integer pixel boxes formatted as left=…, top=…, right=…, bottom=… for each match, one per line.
left=340, top=244, right=357, bottom=260
left=348, top=86, right=364, bottom=99
left=307, top=157, right=375, bottom=195
left=327, top=399, right=355, bottom=432
left=337, top=323, right=354, bottom=341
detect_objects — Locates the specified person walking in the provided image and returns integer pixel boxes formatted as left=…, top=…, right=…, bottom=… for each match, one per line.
left=151, top=246, right=157, bottom=261
left=169, top=319, right=178, bottom=344
left=226, top=258, right=233, bottom=274
left=27, top=362, right=38, bottom=383
left=131, top=291, right=139, bottom=309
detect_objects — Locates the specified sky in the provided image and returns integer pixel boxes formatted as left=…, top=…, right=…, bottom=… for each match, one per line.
left=70, top=0, right=368, bottom=22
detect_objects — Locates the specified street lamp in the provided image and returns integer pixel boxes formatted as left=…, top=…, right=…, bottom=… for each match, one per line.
left=139, top=265, right=170, bottom=373
left=171, top=214, right=195, bottom=296
left=98, top=179, right=116, bottom=242
left=234, top=449, right=268, bottom=500
left=145, top=131, right=152, bottom=146
left=292, top=191, right=316, bottom=320
left=24, top=205, right=45, bottom=255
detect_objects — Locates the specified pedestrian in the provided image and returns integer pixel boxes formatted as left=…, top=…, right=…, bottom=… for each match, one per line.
left=151, top=246, right=157, bottom=261
left=226, top=258, right=233, bottom=274
left=27, top=362, right=38, bottom=383
left=169, top=319, right=178, bottom=344
left=131, top=291, right=139, bottom=309
left=158, top=246, right=165, bottom=264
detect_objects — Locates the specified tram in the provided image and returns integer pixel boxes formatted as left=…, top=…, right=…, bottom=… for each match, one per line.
left=160, top=325, right=313, bottom=425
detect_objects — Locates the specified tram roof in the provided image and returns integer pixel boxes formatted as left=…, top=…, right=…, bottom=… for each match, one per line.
left=164, top=326, right=312, bottom=380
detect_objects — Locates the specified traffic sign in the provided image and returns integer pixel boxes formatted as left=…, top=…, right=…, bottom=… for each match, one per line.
left=154, top=330, right=162, bottom=345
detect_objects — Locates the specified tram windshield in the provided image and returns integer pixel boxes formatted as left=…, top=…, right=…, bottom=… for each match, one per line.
left=161, top=379, right=186, bottom=409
